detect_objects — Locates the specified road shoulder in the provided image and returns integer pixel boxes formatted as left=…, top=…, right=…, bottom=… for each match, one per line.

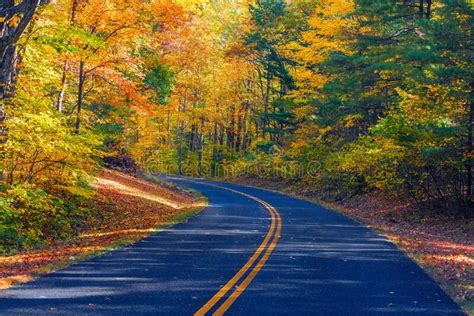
left=0, top=170, right=207, bottom=291
left=228, top=176, right=473, bottom=315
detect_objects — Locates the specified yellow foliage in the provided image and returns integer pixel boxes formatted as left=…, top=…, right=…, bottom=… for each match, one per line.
left=285, top=0, right=356, bottom=101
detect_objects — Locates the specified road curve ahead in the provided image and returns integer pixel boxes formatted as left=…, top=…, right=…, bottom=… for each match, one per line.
left=0, top=177, right=464, bottom=315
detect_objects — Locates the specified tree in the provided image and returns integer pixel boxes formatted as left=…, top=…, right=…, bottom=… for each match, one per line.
left=0, top=0, right=48, bottom=180
left=244, top=0, right=296, bottom=147
left=0, top=0, right=47, bottom=99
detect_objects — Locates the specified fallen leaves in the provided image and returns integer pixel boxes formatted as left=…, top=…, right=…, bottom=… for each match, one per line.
left=0, top=170, right=204, bottom=289
left=336, top=194, right=473, bottom=304
left=232, top=177, right=474, bottom=307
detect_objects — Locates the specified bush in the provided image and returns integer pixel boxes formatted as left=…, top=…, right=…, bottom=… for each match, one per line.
left=0, top=185, right=91, bottom=253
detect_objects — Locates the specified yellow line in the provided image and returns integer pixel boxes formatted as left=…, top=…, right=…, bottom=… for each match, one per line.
left=213, top=201, right=281, bottom=316
left=189, top=181, right=281, bottom=316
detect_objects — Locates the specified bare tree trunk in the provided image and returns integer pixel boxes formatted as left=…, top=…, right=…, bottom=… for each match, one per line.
left=189, top=124, right=197, bottom=152
left=56, top=62, right=68, bottom=112
left=227, top=104, right=235, bottom=150
left=167, top=108, right=171, bottom=145
left=197, top=119, right=204, bottom=176
left=0, top=45, right=16, bottom=178
left=212, top=121, right=218, bottom=177
left=56, top=0, right=80, bottom=112
left=263, top=71, right=271, bottom=140
left=177, top=137, right=183, bottom=175
left=219, top=124, right=224, bottom=146
left=0, top=4, right=12, bottom=180
left=0, top=0, right=17, bottom=150
left=0, top=48, right=17, bottom=99
left=177, top=97, right=187, bottom=175
left=467, top=89, right=473, bottom=203
left=419, top=0, right=424, bottom=19
left=236, top=106, right=243, bottom=153
left=241, top=101, right=249, bottom=152
left=0, top=45, right=16, bottom=122
left=75, top=60, right=85, bottom=134
left=425, top=0, right=431, bottom=19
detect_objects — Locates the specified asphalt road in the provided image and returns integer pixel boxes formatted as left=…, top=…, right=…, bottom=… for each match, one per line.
left=0, top=177, right=464, bottom=315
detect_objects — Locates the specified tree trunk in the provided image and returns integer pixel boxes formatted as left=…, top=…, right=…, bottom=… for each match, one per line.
left=56, top=0, right=81, bottom=113
left=177, top=140, right=183, bottom=175
left=0, top=45, right=16, bottom=178
left=219, top=124, right=224, bottom=146
left=419, top=0, right=424, bottom=19
left=167, top=108, right=171, bottom=145
left=189, top=124, right=197, bottom=152
left=56, top=62, right=68, bottom=112
left=241, top=101, right=249, bottom=152
left=0, top=47, right=17, bottom=100
left=227, top=104, right=236, bottom=150
left=0, top=0, right=17, bottom=98
left=177, top=97, right=187, bottom=175
left=75, top=60, right=85, bottom=134
left=197, top=119, right=204, bottom=176
left=426, top=0, right=432, bottom=19
left=0, top=45, right=16, bottom=135
left=263, top=71, right=271, bottom=140
left=212, top=122, right=218, bottom=177
left=235, top=107, right=243, bottom=153
left=0, top=0, right=45, bottom=181
left=467, top=88, right=473, bottom=203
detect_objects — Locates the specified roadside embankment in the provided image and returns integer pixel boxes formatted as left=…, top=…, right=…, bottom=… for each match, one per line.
left=0, top=170, right=206, bottom=290
left=230, top=176, right=473, bottom=314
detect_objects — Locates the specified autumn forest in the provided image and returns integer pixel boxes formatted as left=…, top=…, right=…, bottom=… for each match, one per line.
left=0, top=0, right=473, bottom=303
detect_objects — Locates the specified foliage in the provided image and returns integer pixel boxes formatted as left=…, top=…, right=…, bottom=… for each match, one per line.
left=145, top=65, right=175, bottom=105
left=0, top=0, right=190, bottom=252
left=0, top=184, right=92, bottom=253
left=4, top=108, right=101, bottom=186
left=130, top=0, right=472, bottom=214
left=1, top=0, right=473, bottom=253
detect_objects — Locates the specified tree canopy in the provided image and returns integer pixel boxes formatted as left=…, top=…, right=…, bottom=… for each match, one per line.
left=0, top=0, right=473, bottom=251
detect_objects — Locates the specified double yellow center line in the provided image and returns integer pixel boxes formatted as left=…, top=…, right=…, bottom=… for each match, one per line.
left=191, top=182, right=282, bottom=316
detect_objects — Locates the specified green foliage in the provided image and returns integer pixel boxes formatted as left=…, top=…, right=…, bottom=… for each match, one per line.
left=0, top=185, right=91, bottom=253
left=145, top=65, right=175, bottom=105
left=268, top=0, right=473, bottom=210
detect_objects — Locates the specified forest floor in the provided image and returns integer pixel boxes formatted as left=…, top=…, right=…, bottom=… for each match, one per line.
left=230, top=177, right=474, bottom=313
left=0, top=170, right=206, bottom=290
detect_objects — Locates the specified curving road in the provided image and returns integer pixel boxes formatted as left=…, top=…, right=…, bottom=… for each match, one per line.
left=0, top=177, right=464, bottom=315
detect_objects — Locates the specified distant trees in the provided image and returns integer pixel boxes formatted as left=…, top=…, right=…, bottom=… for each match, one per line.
left=284, top=0, right=473, bottom=211
left=1, top=0, right=472, bottom=218
left=244, top=0, right=295, bottom=147
left=136, top=0, right=472, bottom=213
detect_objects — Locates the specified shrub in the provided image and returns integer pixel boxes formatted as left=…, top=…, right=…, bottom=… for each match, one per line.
left=0, top=185, right=91, bottom=253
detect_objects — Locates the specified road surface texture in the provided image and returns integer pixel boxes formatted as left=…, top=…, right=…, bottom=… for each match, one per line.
left=0, top=177, right=464, bottom=315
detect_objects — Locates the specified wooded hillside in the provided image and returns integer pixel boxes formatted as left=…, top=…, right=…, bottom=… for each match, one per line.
left=0, top=0, right=472, bottom=251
